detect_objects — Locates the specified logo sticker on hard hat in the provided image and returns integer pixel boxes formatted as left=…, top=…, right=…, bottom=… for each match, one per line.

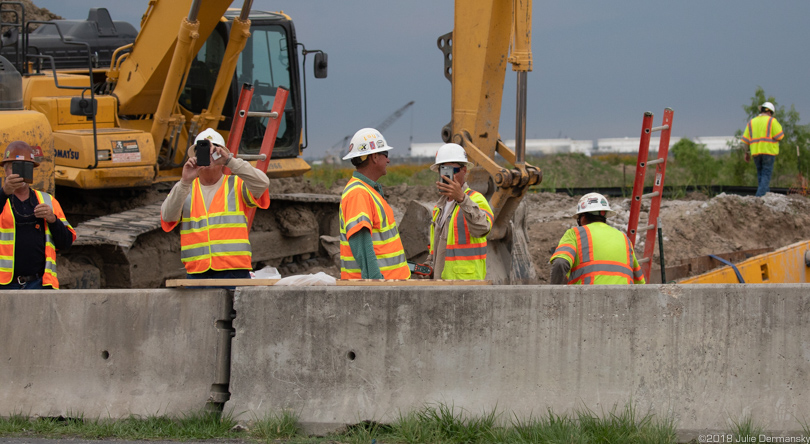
left=600, top=198, right=607, bottom=206
left=369, top=141, right=376, bottom=150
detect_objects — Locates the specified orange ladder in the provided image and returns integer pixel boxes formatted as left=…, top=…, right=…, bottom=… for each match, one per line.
left=223, top=83, right=290, bottom=229
left=626, top=108, right=674, bottom=281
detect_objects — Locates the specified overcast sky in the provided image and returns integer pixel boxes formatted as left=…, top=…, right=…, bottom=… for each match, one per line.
left=34, top=1, right=810, bottom=159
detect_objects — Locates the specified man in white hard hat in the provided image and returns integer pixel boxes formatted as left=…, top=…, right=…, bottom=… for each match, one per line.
left=425, top=143, right=493, bottom=280
left=339, top=128, right=410, bottom=279
left=161, top=128, right=270, bottom=283
left=741, top=101, right=784, bottom=196
left=549, top=193, right=645, bottom=285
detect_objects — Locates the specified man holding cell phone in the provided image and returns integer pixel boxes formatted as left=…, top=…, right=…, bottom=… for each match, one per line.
left=161, top=128, right=270, bottom=282
left=426, top=143, right=493, bottom=280
left=0, top=141, right=76, bottom=289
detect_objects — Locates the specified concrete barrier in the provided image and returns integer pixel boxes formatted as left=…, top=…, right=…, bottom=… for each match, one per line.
left=0, top=289, right=232, bottom=419
left=228, top=284, right=810, bottom=438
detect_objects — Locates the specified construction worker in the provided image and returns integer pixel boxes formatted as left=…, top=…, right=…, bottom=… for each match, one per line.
left=549, top=193, right=645, bottom=285
left=0, top=141, right=76, bottom=289
left=426, top=143, right=493, bottom=280
left=161, top=128, right=270, bottom=281
left=339, top=128, right=410, bottom=279
left=741, top=101, right=784, bottom=197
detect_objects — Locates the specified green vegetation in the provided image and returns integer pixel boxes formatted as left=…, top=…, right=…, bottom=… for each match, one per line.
left=305, top=88, right=810, bottom=195
left=0, top=402, right=679, bottom=443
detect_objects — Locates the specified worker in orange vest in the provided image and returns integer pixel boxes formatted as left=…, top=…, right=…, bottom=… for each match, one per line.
left=0, top=141, right=76, bottom=289
left=161, top=128, right=270, bottom=282
left=338, top=128, right=410, bottom=280
left=550, top=193, right=645, bottom=285
left=741, top=101, right=784, bottom=197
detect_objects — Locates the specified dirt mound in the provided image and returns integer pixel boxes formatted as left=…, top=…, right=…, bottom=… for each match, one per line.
left=1, top=0, right=60, bottom=32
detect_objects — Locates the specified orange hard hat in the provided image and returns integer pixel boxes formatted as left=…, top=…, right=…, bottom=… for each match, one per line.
left=2, top=141, right=39, bottom=167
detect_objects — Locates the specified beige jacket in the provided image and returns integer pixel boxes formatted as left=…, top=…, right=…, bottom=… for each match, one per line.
left=161, top=157, right=270, bottom=222
left=425, top=183, right=492, bottom=279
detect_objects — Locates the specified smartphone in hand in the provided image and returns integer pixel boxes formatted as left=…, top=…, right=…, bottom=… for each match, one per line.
left=439, top=165, right=455, bottom=183
left=195, top=139, right=211, bottom=166
left=12, top=161, right=34, bottom=184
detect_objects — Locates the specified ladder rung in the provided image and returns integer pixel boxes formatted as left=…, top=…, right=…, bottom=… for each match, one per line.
left=637, top=224, right=656, bottom=233
left=247, top=111, right=279, bottom=119
left=236, top=154, right=267, bottom=161
left=638, top=257, right=651, bottom=264
left=650, top=124, right=669, bottom=133
left=641, top=191, right=659, bottom=199
left=646, top=158, right=665, bottom=166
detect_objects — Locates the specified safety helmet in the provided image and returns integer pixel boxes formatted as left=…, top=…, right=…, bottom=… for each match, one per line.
left=342, top=128, right=393, bottom=160
left=761, top=102, right=775, bottom=113
left=194, top=128, right=226, bottom=147
left=574, top=192, right=615, bottom=217
left=430, top=143, right=474, bottom=172
left=2, top=140, right=39, bottom=167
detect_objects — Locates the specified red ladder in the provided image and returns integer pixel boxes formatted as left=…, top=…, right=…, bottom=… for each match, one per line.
left=224, top=83, right=290, bottom=229
left=626, top=108, right=674, bottom=281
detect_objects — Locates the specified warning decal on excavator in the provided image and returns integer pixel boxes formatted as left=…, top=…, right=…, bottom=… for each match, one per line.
left=111, top=140, right=141, bottom=163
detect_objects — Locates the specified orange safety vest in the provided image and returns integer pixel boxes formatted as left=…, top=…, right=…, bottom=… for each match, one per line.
left=429, top=188, right=493, bottom=280
left=339, top=176, right=410, bottom=279
left=0, top=190, right=76, bottom=289
left=550, top=222, right=645, bottom=285
left=161, top=175, right=269, bottom=274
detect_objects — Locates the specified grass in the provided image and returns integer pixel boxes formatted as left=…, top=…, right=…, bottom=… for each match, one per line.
left=0, top=401, right=680, bottom=443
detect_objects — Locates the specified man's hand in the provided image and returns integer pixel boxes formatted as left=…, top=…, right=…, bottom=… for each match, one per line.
left=744, top=152, right=751, bottom=163
left=436, top=175, right=465, bottom=203
left=2, top=173, right=26, bottom=195
left=211, top=145, right=232, bottom=167
left=181, top=157, right=201, bottom=185
left=34, top=203, right=56, bottom=223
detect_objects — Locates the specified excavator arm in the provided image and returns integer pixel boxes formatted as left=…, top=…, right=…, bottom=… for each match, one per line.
left=440, top=0, right=541, bottom=240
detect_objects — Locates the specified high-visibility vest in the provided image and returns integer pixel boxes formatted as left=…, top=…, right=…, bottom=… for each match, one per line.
left=0, top=190, right=76, bottom=289
left=741, top=114, right=784, bottom=156
left=429, top=188, right=493, bottom=280
left=339, top=177, right=410, bottom=279
left=161, top=175, right=269, bottom=274
left=550, top=222, right=645, bottom=285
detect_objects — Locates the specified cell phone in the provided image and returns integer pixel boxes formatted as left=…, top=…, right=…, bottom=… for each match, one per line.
left=439, top=165, right=456, bottom=183
left=195, top=139, right=211, bottom=166
left=12, top=161, right=33, bottom=184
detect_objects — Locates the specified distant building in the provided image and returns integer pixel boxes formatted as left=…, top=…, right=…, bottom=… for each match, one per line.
left=406, top=136, right=738, bottom=159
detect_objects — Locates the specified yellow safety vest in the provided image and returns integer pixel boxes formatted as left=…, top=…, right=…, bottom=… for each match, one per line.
left=0, top=190, right=76, bottom=288
left=742, top=115, right=784, bottom=156
left=550, top=222, right=645, bottom=285
left=429, top=188, right=493, bottom=280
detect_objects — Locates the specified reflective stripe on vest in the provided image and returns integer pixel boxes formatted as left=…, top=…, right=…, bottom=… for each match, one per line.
left=743, top=115, right=783, bottom=156
left=0, top=190, right=76, bottom=288
left=429, top=188, right=493, bottom=280
left=568, top=225, right=635, bottom=285
left=339, top=177, right=409, bottom=279
left=180, top=175, right=254, bottom=273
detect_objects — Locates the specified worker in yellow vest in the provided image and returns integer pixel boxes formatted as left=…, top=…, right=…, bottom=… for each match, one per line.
left=549, top=193, right=645, bottom=285
left=0, top=141, right=76, bottom=289
left=741, top=101, right=784, bottom=197
left=426, top=143, right=493, bottom=280
left=161, top=128, right=270, bottom=282
left=339, top=128, right=410, bottom=280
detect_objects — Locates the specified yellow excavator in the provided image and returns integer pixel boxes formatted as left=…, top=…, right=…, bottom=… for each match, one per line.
left=0, top=0, right=541, bottom=287
left=1, top=0, right=333, bottom=287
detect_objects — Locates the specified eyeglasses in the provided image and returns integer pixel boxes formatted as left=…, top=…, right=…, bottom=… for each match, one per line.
left=377, top=151, right=389, bottom=158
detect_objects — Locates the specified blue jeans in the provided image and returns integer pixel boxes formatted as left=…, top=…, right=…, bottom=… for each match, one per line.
left=0, top=276, right=46, bottom=290
left=754, top=155, right=776, bottom=197
left=186, top=269, right=251, bottom=289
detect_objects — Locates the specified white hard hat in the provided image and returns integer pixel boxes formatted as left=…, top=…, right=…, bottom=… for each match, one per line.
left=575, top=192, right=615, bottom=217
left=342, top=128, right=393, bottom=160
left=195, top=128, right=226, bottom=147
left=761, top=102, right=775, bottom=113
left=430, top=143, right=474, bottom=172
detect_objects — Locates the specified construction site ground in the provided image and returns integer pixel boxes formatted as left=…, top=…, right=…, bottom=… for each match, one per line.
left=56, top=174, right=810, bottom=287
